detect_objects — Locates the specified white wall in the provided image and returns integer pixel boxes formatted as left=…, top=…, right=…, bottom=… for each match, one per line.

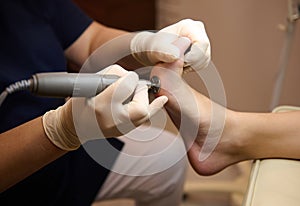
left=157, top=0, right=300, bottom=112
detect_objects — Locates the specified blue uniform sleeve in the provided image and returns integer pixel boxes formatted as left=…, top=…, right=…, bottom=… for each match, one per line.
left=46, top=0, right=93, bottom=50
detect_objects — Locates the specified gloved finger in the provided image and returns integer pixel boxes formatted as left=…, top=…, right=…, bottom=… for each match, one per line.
left=183, top=20, right=209, bottom=44
left=132, top=95, right=168, bottom=126
left=173, top=37, right=191, bottom=58
left=183, top=23, right=210, bottom=70
left=184, top=42, right=211, bottom=70
left=149, top=32, right=181, bottom=63
left=130, top=83, right=149, bottom=106
left=148, top=95, right=168, bottom=118
left=161, top=19, right=209, bottom=46
left=160, top=19, right=211, bottom=71
left=131, top=31, right=180, bottom=64
left=95, top=71, right=139, bottom=104
left=126, top=84, right=149, bottom=121
left=155, top=36, right=191, bottom=75
left=97, top=64, right=128, bottom=77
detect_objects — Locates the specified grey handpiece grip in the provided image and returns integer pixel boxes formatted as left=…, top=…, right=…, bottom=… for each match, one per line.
left=30, top=72, right=120, bottom=98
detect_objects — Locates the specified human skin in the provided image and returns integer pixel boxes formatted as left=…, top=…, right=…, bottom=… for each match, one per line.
left=151, top=38, right=300, bottom=176
left=0, top=22, right=129, bottom=192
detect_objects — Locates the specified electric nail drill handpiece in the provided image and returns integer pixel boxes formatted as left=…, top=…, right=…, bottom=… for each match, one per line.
left=30, top=72, right=160, bottom=98
left=0, top=72, right=160, bottom=107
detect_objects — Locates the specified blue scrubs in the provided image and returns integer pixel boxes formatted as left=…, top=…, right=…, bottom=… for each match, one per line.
left=0, top=0, right=123, bottom=205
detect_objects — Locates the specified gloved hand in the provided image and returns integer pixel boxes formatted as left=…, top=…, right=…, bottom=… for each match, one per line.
left=130, top=19, right=211, bottom=73
left=42, top=65, right=168, bottom=151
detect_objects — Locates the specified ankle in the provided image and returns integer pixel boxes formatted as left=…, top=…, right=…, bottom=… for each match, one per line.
left=227, top=110, right=253, bottom=160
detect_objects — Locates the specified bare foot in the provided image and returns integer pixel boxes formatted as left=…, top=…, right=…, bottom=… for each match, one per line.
left=151, top=37, right=247, bottom=176
left=186, top=106, right=246, bottom=176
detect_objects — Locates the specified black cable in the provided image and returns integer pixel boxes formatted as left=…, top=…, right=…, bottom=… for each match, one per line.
left=0, top=79, right=31, bottom=107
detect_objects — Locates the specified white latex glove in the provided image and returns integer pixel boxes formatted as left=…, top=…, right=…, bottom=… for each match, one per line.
left=130, top=31, right=181, bottom=65
left=130, top=19, right=211, bottom=73
left=42, top=65, right=168, bottom=151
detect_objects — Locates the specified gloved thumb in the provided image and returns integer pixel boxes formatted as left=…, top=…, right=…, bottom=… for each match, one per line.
left=94, top=71, right=139, bottom=104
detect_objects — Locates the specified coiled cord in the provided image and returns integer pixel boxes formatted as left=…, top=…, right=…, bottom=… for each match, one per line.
left=0, top=79, right=31, bottom=107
